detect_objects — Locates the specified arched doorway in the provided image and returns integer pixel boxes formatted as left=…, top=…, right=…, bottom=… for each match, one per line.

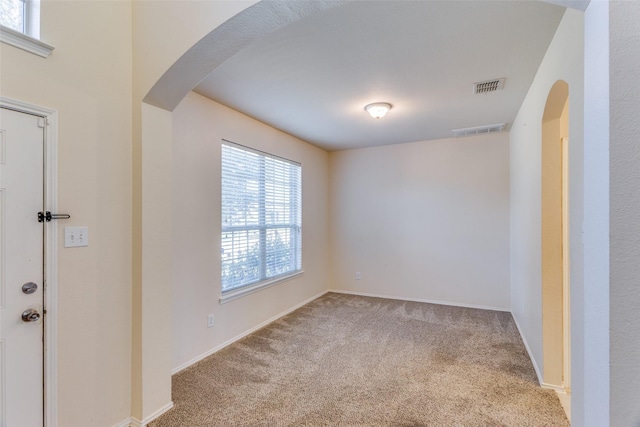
left=541, top=80, right=570, bottom=400
left=133, top=2, right=348, bottom=423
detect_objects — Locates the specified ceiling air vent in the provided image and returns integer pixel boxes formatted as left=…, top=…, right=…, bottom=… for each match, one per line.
left=452, top=123, right=506, bottom=138
left=473, top=78, right=505, bottom=94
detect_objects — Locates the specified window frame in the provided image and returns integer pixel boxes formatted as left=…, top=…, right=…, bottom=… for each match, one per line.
left=0, top=0, right=53, bottom=58
left=220, top=140, right=303, bottom=303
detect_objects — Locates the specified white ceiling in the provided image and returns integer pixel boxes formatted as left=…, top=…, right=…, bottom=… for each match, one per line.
left=195, top=1, right=566, bottom=151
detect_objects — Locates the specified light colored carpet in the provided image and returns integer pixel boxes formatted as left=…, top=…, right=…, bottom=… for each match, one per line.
left=150, top=293, right=569, bottom=426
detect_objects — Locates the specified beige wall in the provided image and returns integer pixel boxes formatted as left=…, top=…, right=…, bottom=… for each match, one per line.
left=0, top=1, right=133, bottom=426
left=171, top=92, right=330, bottom=371
left=509, top=5, right=584, bottom=406
left=329, top=133, right=511, bottom=310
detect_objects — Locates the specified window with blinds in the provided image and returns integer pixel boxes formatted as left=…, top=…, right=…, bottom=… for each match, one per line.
left=221, top=141, right=302, bottom=294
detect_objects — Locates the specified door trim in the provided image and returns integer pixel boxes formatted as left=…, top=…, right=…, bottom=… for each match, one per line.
left=1, top=97, right=58, bottom=427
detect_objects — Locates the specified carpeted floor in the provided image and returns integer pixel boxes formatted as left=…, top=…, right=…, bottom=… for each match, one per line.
left=150, top=293, right=569, bottom=426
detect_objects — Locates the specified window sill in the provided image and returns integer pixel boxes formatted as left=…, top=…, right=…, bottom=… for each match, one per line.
left=1, top=25, right=54, bottom=58
left=219, top=270, right=304, bottom=304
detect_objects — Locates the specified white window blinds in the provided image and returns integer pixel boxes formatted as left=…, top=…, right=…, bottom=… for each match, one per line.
left=221, top=141, right=302, bottom=294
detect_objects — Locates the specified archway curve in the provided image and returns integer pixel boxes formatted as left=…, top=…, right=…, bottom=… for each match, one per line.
left=143, top=0, right=589, bottom=112
left=541, top=79, right=570, bottom=391
left=543, top=80, right=568, bottom=122
left=143, top=0, right=348, bottom=111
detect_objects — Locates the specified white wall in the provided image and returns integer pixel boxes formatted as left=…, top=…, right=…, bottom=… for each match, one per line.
left=329, top=133, right=510, bottom=310
left=582, top=1, right=610, bottom=426
left=171, top=92, right=330, bottom=371
left=0, top=2, right=133, bottom=426
left=609, top=2, right=640, bottom=425
left=509, top=4, right=584, bottom=407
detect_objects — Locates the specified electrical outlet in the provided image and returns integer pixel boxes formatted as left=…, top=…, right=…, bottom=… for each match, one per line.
left=207, top=314, right=215, bottom=328
left=355, top=272, right=361, bottom=280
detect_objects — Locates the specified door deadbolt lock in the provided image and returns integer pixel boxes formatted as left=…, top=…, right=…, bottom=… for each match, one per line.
left=22, top=282, right=38, bottom=294
left=21, top=309, right=41, bottom=323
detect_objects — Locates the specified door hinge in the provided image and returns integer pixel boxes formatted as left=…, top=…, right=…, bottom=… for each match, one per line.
left=37, top=117, right=46, bottom=128
left=38, top=211, right=71, bottom=222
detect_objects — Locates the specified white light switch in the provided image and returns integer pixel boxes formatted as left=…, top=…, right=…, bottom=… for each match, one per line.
left=64, top=227, right=89, bottom=248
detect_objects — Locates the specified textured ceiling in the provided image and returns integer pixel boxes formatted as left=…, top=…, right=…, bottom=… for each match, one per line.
left=195, top=1, right=566, bottom=151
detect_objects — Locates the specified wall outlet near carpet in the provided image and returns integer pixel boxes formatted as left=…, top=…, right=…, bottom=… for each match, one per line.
left=355, top=272, right=361, bottom=280
left=207, top=314, right=215, bottom=328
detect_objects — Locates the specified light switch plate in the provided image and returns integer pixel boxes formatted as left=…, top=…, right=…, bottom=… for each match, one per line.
left=64, top=227, right=89, bottom=248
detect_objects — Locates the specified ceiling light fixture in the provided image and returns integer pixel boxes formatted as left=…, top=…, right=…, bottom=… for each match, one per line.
left=365, top=102, right=392, bottom=119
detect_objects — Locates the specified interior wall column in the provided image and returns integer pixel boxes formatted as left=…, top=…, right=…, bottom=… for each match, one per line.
left=581, top=1, right=610, bottom=425
left=131, top=103, right=174, bottom=423
left=610, top=1, right=640, bottom=425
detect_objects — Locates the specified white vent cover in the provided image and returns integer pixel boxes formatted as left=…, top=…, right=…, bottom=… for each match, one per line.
left=473, top=78, right=505, bottom=94
left=452, top=123, right=506, bottom=138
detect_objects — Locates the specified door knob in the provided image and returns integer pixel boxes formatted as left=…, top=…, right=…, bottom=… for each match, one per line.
left=22, top=282, right=38, bottom=294
left=21, top=309, right=41, bottom=322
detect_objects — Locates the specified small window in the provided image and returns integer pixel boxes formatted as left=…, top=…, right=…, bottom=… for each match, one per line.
left=1, top=0, right=51, bottom=57
left=1, top=0, right=40, bottom=38
left=221, top=141, right=302, bottom=296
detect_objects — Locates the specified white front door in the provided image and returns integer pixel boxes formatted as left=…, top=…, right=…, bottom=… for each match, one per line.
left=0, top=107, right=45, bottom=427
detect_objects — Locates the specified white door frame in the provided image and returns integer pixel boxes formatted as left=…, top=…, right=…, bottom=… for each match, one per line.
left=1, top=97, right=58, bottom=427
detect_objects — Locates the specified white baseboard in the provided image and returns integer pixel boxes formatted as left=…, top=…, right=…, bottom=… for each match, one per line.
left=112, top=418, right=133, bottom=427
left=512, top=315, right=543, bottom=385
left=542, top=382, right=569, bottom=393
left=129, top=402, right=174, bottom=427
left=172, top=290, right=329, bottom=374
left=327, top=289, right=510, bottom=312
